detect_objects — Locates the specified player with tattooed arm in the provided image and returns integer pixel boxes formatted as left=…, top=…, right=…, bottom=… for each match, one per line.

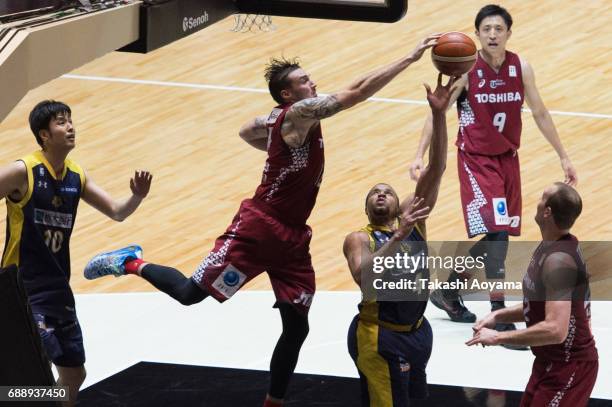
left=83, top=34, right=440, bottom=407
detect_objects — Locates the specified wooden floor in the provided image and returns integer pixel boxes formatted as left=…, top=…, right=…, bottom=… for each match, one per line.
left=0, top=0, right=610, bottom=294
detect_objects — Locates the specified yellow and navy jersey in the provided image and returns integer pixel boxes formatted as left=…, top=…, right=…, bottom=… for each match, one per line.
left=358, top=222, right=429, bottom=330
left=2, top=151, right=85, bottom=319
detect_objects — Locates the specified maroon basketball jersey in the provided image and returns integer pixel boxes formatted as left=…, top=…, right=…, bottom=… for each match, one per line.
left=522, top=234, right=598, bottom=362
left=252, top=104, right=325, bottom=225
left=456, top=51, right=524, bottom=155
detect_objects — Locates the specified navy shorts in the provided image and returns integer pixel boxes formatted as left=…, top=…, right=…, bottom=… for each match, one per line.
left=33, top=314, right=85, bottom=367
left=348, top=315, right=433, bottom=406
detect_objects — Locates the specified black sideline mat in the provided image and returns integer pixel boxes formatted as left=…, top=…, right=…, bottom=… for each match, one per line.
left=78, top=362, right=611, bottom=406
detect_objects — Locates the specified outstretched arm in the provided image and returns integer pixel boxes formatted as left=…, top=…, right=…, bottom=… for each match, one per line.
left=332, top=34, right=439, bottom=110
left=409, top=74, right=466, bottom=181
left=82, top=170, right=152, bottom=222
left=239, top=115, right=269, bottom=151
left=403, top=74, right=456, bottom=219
left=284, top=34, right=440, bottom=147
left=522, top=58, right=577, bottom=186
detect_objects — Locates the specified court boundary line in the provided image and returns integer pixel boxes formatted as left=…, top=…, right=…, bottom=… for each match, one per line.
left=62, top=74, right=612, bottom=120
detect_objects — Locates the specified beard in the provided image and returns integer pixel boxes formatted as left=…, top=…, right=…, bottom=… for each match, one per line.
left=368, top=202, right=397, bottom=221
left=371, top=206, right=389, bottom=216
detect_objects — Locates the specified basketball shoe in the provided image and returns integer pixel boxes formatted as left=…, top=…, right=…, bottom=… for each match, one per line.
left=84, top=245, right=143, bottom=279
left=429, top=289, right=476, bottom=323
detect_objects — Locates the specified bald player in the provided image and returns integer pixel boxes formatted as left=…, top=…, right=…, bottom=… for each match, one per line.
left=467, top=183, right=598, bottom=406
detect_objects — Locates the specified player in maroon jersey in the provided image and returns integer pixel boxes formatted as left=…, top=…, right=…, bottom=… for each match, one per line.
left=83, top=35, right=440, bottom=407
left=467, top=183, right=598, bottom=406
left=409, top=4, right=578, bottom=335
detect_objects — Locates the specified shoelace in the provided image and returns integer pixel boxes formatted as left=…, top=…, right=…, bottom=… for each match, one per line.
left=456, top=295, right=469, bottom=312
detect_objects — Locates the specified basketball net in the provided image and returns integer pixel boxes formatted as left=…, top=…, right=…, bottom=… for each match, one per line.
left=230, top=14, right=275, bottom=33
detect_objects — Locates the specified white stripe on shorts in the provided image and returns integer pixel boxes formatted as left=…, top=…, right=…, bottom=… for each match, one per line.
left=463, top=162, right=489, bottom=236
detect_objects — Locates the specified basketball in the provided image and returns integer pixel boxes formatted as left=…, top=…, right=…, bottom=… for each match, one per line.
left=431, top=32, right=477, bottom=76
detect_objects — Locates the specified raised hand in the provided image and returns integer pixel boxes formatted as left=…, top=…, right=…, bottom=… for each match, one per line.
left=409, top=157, right=424, bottom=182
left=408, top=33, right=442, bottom=61
left=424, top=73, right=458, bottom=112
left=393, top=196, right=430, bottom=240
left=130, top=170, right=153, bottom=198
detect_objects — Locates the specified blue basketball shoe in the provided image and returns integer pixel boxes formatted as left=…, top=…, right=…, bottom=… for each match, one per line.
left=84, top=245, right=143, bottom=280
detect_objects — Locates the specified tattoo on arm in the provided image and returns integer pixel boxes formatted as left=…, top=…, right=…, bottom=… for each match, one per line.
left=243, top=115, right=269, bottom=141
left=290, top=95, right=343, bottom=121
left=254, top=116, right=267, bottom=130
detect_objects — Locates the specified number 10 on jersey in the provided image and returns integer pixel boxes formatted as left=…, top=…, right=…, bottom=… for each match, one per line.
left=44, top=230, right=64, bottom=253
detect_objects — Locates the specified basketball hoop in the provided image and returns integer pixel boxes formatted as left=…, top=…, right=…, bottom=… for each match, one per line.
left=230, top=14, right=275, bottom=33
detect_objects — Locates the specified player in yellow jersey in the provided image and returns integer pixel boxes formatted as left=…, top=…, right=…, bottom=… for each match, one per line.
left=344, top=75, right=455, bottom=406
left=0, top=100, right=152, bottom=406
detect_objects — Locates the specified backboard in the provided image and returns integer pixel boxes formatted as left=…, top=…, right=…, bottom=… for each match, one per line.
left=235, top=0, right=408, bottom=23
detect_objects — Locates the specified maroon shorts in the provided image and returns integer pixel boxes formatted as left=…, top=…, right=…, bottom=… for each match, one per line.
left=190, top=199, right=315, bottom=315
left=457, top=149, right=521, bottom=238
left=520, top=358, right=598, bottom=407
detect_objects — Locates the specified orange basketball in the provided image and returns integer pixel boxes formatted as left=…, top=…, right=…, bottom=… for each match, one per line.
left=431, top=32, right=477, bottom=76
